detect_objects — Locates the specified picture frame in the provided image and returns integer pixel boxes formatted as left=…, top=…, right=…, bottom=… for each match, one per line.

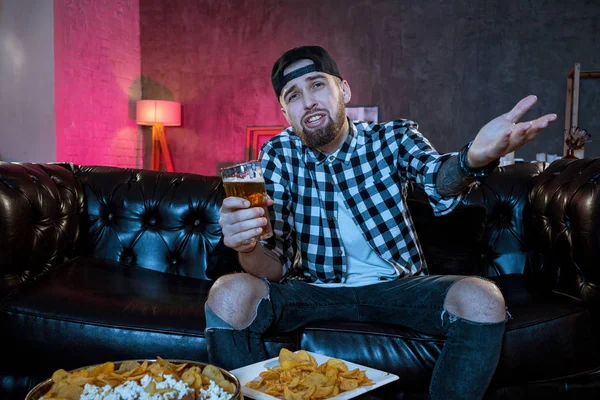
left=346, top=106, right=379, bottom=123
left=245, top=126, right=285, bottom=161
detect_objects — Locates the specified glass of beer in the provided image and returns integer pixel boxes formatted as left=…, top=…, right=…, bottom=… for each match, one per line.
left=220, top=161, right=273, bottom=242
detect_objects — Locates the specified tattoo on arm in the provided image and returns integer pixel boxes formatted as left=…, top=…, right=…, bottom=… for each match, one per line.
left=436, top=155, right=475, bottom=196
left=262, top=247, right=283, bottom=263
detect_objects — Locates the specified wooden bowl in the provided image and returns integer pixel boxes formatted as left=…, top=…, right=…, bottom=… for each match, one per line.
left=25, top=359, right=242, bottom=400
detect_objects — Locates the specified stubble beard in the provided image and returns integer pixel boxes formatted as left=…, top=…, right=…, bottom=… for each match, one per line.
left=293, top=97, right=346, bottom=149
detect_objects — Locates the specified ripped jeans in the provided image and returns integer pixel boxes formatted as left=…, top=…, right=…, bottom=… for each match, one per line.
left=205, top=274, right=507, bottom=400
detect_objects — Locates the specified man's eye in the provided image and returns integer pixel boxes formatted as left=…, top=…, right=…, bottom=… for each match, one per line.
left=288, top=94, right=299, bottom=102
left=313, top=82, right=324, bottom=89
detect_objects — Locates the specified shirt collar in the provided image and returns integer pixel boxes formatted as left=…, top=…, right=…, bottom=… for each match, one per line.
left=303, top=118, right=360, bottom=166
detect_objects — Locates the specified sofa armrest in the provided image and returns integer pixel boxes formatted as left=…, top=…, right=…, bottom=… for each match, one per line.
left=529, top=158, right=600, bottom=301
left=0, top=162, right=84, bottom=295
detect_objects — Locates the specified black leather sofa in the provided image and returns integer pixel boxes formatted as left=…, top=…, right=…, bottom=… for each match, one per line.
left=1, top=160, right=599, bottom=399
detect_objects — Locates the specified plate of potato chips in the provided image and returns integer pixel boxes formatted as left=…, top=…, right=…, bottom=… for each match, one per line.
left=230, top=349, right=398, bottom=400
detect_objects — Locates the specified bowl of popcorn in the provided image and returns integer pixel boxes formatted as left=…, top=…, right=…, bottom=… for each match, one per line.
left=26, top=357, right=242, bottom=400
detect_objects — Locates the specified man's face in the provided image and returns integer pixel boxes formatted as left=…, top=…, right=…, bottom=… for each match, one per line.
left=279, top=60, right=350, bottom=150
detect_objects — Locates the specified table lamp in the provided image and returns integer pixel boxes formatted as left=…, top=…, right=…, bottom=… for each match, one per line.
left=136, top=100, right=181, bottom=172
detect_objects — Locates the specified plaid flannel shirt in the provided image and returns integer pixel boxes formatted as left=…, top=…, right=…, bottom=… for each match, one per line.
left=259, top=119, right=462, bottom=283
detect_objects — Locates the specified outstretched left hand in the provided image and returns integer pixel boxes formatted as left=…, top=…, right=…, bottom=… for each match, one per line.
left=468, top=95, right=558, bottom=168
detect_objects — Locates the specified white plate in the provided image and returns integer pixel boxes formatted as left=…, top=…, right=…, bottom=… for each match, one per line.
left=230, top=351, right=399, bottom=400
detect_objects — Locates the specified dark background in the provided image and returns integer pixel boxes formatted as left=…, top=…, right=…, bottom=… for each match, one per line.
left=140, top=0, right=600, bottom=176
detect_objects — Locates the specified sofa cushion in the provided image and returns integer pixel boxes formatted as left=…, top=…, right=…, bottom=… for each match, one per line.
left=491, top=274, right=600, bottom=385
left=408, top=199, right=487, bottom=276
left=0, top=257, right=293, bottom=380
left=0, top=258, right=211, bottom=374
left=299, top=274, right=600, bottom=391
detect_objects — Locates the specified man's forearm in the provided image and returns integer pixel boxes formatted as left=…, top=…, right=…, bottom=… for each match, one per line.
left=436, top=154, right=476, bottom=196
left=239, top=243, right=284, bottom=282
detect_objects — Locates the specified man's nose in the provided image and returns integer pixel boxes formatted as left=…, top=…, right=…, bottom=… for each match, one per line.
left=303, top=93, right=317, bottom=110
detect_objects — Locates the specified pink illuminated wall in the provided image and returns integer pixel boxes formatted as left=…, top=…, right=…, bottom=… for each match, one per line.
left=139, top=2, right=299, bottom=176
left=54, top=0, right=142, bottom=168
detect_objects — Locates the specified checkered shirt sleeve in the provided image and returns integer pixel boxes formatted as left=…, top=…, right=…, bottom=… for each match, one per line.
left=399, top=123, right=463, bottom=215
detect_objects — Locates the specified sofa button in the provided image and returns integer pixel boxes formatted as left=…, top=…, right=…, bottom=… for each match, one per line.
left=171, top=258, right=178, bottom=265
left=194, top=219, right=201, bottom=227
left=149, top=217, right=157, bottom=225
left=107, top=213, right=113, bottom=221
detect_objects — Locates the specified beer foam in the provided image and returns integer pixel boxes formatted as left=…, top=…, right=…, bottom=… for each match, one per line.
left=223, top=176, right=264, bottom=183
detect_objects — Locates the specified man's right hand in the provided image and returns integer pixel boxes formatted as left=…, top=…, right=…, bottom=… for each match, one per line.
left=219, top=196, right=274, bottom=253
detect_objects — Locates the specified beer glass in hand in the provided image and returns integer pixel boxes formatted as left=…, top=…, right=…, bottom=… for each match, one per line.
left=220, top=161, right=273, bottom=242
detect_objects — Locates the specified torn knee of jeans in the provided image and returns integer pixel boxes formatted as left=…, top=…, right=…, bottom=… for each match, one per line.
left=440, top=309, right=459, bottom=324
left=249, top=296, right=269, bottom=325
left=441, top=307, right=511, bottom=326
left=205, top=279, right=271, bottom=330
left=230, top=278, right=272, bottom=330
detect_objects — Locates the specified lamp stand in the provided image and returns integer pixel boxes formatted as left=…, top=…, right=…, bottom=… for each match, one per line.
left=151, top=122, right=175, bottom=172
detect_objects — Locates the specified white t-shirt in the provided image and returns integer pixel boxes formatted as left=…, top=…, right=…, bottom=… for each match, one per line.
left=310, top=191, right=400, bottom=287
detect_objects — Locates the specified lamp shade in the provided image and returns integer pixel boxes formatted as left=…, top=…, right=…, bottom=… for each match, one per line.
left=136, top=100, right=181, bottom=126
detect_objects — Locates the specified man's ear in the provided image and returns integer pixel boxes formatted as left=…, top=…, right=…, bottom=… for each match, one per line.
left=341, top=80, right=352, bottom=104
left=281, top=106, right=292, bottom=125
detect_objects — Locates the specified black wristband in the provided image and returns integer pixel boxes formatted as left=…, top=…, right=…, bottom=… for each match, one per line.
left=458, top=141, right=500, bottom=178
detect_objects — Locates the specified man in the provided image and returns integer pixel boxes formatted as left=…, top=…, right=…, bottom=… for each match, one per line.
left=205, top=46, right=557, bottom=399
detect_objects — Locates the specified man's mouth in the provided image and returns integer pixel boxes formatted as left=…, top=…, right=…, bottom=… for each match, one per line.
left=304, top=113, right=327, bottom=128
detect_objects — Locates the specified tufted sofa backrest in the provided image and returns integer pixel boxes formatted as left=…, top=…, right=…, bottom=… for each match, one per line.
left=528, top=158, right=600, bottom=301
left=463, top=162, right=546, bottom=277
left=73, top=165, right=225, bottom=280
left=0, top=163, right=85, bottom=294
left=461, top=159, right=600, bottom=302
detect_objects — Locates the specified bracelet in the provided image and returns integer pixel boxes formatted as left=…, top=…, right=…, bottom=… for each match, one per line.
left=239, top=241, right=258, bottom=254
left=458, top=141, right=500, bottom=178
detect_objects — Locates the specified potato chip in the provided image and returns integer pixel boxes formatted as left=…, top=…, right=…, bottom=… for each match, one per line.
left=217, top=379, right=236, bottom=394
left=126, top=359, right=149, bottom=377
left=66, top=374, right=94, bottom=386
left=50, top=369, right=70, bottom=383
left=202, top=364, right=225, bottom=382
left=338, top=376, right=359, bottom=391
left=321, top=358, right=347, bottom=372
left=96, top=375, right=124, bottom=387
left=181, top=366, right=200, bottom=385
left=55, top=382, right=84, bottom=400
left=283, top=385, right=305, bottom=400
left=313, top=384, right=335, bottom=398
left=89, top=362, right=114, bottom=377
left=117, top=360, right=141, bottom=373
left=301, top=371, right=328, bottom=387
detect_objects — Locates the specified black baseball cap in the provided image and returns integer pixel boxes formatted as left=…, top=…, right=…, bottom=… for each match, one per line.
left=271, top=46, right=343, bottom=101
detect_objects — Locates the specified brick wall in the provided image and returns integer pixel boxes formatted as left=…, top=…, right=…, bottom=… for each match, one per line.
left=54, top=0, right=142, bottom=168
